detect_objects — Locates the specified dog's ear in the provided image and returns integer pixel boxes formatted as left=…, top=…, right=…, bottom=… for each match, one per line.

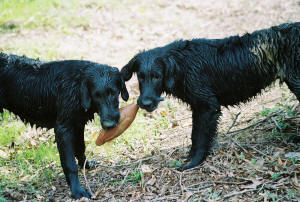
left=113, top=67, right=129, bottom=101
left=80, top=79, right=91, bottom=111
left=121, top=56, right=138, bottom=81
left=160, top=56, right=178, bottom=92
left=120, top=76, right=129, bottom=101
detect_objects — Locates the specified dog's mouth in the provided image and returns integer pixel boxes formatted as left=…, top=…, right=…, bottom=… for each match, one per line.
left=101, top=116, right=120, bottom=130
left=137, top=97, right=164, bottom=112
left=140, top=104, right=158, bottom=112
left=101, top=121, right=117, bottom=130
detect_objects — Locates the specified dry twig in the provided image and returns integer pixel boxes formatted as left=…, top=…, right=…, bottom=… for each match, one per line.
left=83, top=152, right=94, bottom=197
left=228, top=109, right=285, bottom=135
left=118, top=169, right=130, bottom=190
left=246, top=145, right=269, bottom=157
left=223, top=188, right=258, bottom=199
left=221, top=112, right=248, bottom=152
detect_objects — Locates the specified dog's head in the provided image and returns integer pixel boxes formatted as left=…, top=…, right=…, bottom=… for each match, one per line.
left=121, top=49, right=178, bottom=112
left=80, top=64, right=129, bottom=130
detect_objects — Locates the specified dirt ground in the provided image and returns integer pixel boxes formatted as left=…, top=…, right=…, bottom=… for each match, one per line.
left=1, top=0, right=300, bottom=201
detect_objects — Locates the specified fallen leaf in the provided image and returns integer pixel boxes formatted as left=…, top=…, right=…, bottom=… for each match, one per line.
left=141, top=164, right=152, bottom=175
left=182, top=191, right=193, bottom=201
left=278, top=157, right=283, bottom=166
left=241, top=178, right=262, bottom=189
left=292, top=173, right=300, bottom=190
left=20, top=175, right=31, bottom=182
left=160, top=110, right=168, bottom=117
left=0, top=149, right=8, bottom=159
left=146, top=175, right=156, bottom=186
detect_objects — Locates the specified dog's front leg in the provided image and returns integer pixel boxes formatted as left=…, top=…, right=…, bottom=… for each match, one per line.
left=55, top=123, right=91, bottom=199
left=180, top=106, right=221, bottom=171
left=73, top=124, right=98, bottom=170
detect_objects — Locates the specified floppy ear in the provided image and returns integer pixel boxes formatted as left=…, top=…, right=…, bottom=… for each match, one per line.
left=121, top=56, right=138, bottom=81
left=161, top=56, right=178, bottom=92
left=120, top=76, right=129, bottom=101
left=113, top=67, right=129, bottom=101
left=80, top=80, right=91, bottom=111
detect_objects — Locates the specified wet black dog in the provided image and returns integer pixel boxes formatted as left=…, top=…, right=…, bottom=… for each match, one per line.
left=121, top=22, right=300, bottom=170
left=0, top=53, right=129, bottom=199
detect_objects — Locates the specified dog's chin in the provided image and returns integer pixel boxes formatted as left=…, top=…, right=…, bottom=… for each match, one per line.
left=140, top=104, right=158, bottom=112
left=101, top=121, right=118, bottom=130
left=102, top=125, right=116, bottom=130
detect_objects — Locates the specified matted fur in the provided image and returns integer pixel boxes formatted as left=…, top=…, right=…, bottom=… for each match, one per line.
left=121, top=22, right=300, bottom=170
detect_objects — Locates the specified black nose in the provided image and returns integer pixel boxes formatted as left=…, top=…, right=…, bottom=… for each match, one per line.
left=102, top=120, right=117, bottom=129
left=141, top=99, right=153, bottom=108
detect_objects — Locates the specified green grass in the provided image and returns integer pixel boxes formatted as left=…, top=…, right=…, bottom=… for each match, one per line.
left=0, top=39, right=81, bottom=61
left=0, top=110, right=59, bottom=197
left=0, top=111, right=26, bottom=146
left=127, top=170, right=143, bottom=184
left=0, top=0, right=94, bottom=33
left=0, top=0, right=131, bottom=33
left=0, top=141, right=59, bottom=191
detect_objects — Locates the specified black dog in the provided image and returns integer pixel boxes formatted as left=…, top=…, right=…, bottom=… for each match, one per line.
left=0, top=53, right=129, bottom=199
left=121, top=22, right=300, bottom=170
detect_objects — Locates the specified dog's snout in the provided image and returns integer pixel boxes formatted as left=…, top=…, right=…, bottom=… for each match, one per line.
left=102, top=120, right=117, bottom=129
left=141, top=99, right=153, bottom=107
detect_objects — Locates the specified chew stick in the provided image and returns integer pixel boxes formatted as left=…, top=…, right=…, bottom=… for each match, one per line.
left=96, top=104, right=139, bottom=146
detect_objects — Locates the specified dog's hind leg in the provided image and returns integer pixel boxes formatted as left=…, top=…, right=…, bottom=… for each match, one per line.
left=283, top=77, right=300, bottom=143
left=285, top=77, right=300, bottom=101
left=180, top=104, right=221, bottom=171
left=55, top=122, right=91, bottom=199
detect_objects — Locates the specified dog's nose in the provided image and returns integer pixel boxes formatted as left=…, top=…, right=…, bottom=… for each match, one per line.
left=142, top=99, right=153, bottom=108
left=102, top=120, right=116, bottom=129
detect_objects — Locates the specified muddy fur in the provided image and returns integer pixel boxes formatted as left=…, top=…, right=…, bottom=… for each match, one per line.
left=121, top=22, right=300, bottom=170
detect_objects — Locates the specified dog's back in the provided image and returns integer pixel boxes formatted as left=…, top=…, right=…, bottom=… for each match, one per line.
left=159, top=22, right=300, bottom=106
left=0, top=53, right=91, bottom=128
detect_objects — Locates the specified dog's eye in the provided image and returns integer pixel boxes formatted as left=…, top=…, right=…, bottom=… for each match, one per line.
left=108, top=89, right=115, bottom=96
left=152, top=74, right=160, bottom=80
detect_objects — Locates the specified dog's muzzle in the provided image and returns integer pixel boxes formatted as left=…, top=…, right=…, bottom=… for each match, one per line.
left=138, top=97, right=164, bottom=112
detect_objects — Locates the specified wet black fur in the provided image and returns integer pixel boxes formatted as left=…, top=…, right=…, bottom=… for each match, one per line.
left=0, top=53, right=128, bottom=199
left=121, top=22, right=300, bottom=170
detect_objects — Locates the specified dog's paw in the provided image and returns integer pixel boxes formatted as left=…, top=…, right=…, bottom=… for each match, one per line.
left=177, top=163, right=195, bottom=171
left=72, top=187, right=92, bottom=200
